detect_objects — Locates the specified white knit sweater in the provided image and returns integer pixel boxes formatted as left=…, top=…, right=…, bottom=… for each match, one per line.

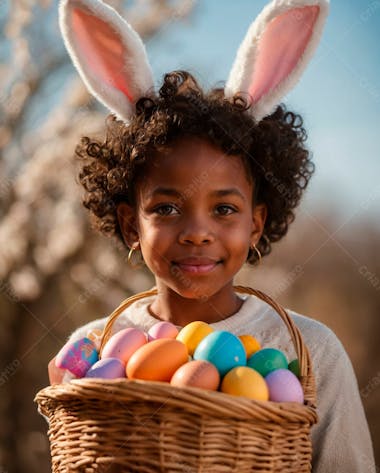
left=67, top=292, right=375, bottom=472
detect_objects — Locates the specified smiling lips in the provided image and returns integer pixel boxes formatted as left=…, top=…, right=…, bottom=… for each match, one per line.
left=173, top=257, right=221, bottom=274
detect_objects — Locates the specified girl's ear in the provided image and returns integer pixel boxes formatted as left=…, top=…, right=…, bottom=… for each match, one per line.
left=59, top=0, right=154, bottom=123
left=225, top=0, right=329, bottom=122
left=251, top=203, right=267, bottom=244
left=117, top=202, right=139, bottom=248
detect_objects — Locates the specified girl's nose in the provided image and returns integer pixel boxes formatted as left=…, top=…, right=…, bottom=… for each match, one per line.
left=178, top=216, right=215, bottom=246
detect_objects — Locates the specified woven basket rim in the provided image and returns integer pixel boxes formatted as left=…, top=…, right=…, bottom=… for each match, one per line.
left=35, top=378, right=317, bottom=425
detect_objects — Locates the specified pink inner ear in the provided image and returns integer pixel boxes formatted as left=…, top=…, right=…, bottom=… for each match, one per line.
left=249, top=6, right=320, bottom=103
left=71, top=7, right=134, bottom=102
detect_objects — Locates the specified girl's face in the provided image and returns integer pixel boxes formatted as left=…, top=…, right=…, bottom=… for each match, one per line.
left=118, top=137, right=266, bottom=301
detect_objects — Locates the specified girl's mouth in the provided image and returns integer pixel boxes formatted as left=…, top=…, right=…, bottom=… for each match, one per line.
left=175, top=263, right=218, bottom=274
left=172, top=257, right=221, bottom=274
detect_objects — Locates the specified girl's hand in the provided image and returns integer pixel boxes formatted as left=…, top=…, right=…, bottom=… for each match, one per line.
left=48, top=356, right=65, bottom=385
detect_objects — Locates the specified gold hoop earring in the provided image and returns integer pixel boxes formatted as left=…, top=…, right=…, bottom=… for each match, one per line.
left=250, top=244, right=262, bottom=266
left=127, top=243, right=144, bottom=269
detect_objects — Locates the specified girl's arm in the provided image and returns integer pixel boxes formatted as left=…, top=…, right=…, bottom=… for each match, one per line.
left=48, top=356, right=65, bottom=384
left=311, top=329, right=375, bottom=472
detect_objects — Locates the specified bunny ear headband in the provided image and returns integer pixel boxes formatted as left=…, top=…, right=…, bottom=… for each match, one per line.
left=59, top=0, right=329, bottom=123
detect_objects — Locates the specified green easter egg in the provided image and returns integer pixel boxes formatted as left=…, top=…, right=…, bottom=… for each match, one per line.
left=247, top=348, right=288, bottom=377
left=288, top=359, right=300, bottom=378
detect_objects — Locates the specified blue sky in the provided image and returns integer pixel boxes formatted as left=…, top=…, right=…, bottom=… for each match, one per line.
left=145, top=0, right=380, bottom=223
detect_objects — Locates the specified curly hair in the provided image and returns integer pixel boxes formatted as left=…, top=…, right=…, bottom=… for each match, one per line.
left=76, top=70, right=314, bottom=265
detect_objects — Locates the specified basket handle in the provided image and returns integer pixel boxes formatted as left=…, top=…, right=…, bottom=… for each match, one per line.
left=98, top=286, right=316, bottom=408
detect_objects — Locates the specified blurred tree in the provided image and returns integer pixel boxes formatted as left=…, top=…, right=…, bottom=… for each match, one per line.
left=0, top=1, right=194, bottom=472
left=0, top=1, right=378, bottom=471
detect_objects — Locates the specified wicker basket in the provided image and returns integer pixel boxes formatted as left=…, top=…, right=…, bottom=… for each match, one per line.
left=35, top=286, right=318, bottom=473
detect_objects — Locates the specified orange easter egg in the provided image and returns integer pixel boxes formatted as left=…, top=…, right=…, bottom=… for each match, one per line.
left=126, top=339, right=188, bottom=382
left=238, top=334, right=261, bottom=358
left=170, top=360, right=220, bottom=391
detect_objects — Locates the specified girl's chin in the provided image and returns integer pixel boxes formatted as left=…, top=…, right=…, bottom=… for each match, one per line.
left=152, top=279, right=213, bottom=301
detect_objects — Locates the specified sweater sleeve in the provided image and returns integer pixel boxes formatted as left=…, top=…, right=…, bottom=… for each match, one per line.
left=66, top=317, right=109, bottom=345
left=311, top=329, right=375, bottom=472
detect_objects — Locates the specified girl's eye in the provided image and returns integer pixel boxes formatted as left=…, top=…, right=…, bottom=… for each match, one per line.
left=153, top=204, right=179, bottom=216
left=215, top=205, right=237, bottom=216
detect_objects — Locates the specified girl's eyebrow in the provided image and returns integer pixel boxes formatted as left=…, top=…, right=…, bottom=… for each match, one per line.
left=148, top=187, right=245, bottom=200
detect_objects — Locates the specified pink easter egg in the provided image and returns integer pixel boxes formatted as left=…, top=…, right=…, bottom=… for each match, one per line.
left=55, top=337, right=98, bottom=378
left=147, top=321, right=179, bottom=341
left=84, top=358, right=126, bottom=379
left=101, top=328, right=147, bottom=363
left=265, top=368, right=304, bottom=403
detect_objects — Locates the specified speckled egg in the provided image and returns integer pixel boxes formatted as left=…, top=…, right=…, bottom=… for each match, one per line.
left=170, top=360, right=220, bottom=391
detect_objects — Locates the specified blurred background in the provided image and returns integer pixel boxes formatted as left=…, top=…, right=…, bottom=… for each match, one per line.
left=0, top=0, right=379, bottom=471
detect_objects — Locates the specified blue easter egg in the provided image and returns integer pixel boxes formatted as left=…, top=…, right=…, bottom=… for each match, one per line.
left=193, top=331, right=246, bottom=377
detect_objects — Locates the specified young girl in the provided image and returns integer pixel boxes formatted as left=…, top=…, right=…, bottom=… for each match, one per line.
left=50, top=0, right=375, bottom=471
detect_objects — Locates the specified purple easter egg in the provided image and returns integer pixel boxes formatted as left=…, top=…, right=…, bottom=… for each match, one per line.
left=265, top=368, right=304, bottom=403
left=84, top=358, right=126, bottom=379
left=55, top=337, right=98, bottom=377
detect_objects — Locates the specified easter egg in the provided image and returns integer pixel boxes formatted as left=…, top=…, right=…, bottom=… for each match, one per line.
left=265, top=369, right=304, bottom=403
left=55, top=337, right=98, bottom=378
left=238, top=334, right=261, bottom=358
left=170, top=360, right=220, bottom=391
left=193, top=331, right=246, bottom=377
left=101, top=328, right=146, bottom=364
left=87, top=328, right=103, bottom=351
left=221, top=366, right=269, bottom=401
left=148, top=321, right=179, bottom=341
left=127, top=339, right=188, bottom=381
left=176, top=321, right=214, bottom=355
left=85, top=358, right=126, bottom=379
left=247, top=348, right=288, bottom=377
left=288, top=359, right=300, bottom=378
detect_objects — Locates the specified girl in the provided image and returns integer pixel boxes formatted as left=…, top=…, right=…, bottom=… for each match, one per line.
left=49, top=0, right=375, bottom=471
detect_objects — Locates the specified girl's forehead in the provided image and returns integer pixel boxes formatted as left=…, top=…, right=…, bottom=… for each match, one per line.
left=147, top=139, right=252, bottom=183
left=142, top=138, right=253, bottom=190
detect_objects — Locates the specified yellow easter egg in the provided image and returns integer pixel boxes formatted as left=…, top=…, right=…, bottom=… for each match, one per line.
left=87, top=329, right=103, bottom=351
left=176, top=321, right=214, bottom=356
left=238, top=334, right=261, bottom=358
left=221, top=366, right=269, bottom=401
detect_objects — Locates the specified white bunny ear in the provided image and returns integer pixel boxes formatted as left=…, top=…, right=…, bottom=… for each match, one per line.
left=59, top=0, right=155, bottom=123
left=225, top=0, right=329, bottom=122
